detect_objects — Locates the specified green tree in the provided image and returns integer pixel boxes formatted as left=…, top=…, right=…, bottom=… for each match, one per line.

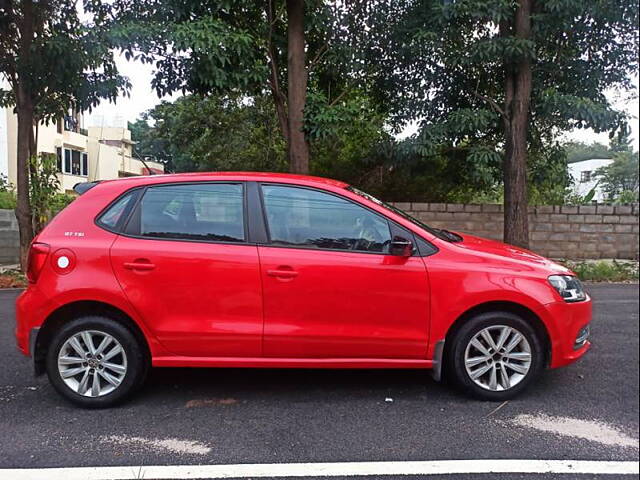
left=596, top=151, right=639, bottom=203
left=563, top=141, right=613, bottom=164
left=0, top=0, right=129, bottom=267
left=352, top=0, right=638, bottom=248
left=29, top=153, right=61, bottom=233
left=112, top=0, right=352, bottom=174
left=609, top=123, right=634, bottom=153
left=130, top=94, right=287, bottom=173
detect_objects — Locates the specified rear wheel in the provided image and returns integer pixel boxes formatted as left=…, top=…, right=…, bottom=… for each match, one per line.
left=447, top=311, right=544, bottom=400
left=46, top=316, right=147, bottom=408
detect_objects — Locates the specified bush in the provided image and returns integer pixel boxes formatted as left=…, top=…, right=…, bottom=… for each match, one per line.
left=0, top=175, right=16, bottom=209
left=563, top=260, right=639, bottom=283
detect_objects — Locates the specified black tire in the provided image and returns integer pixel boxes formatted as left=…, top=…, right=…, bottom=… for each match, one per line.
left=45, top=315, right=147, bottom=408
left=446, top=311, right=544, bottom=401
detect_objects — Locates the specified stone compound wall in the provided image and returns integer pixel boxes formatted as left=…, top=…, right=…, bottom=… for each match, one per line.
left=391, top=203, right=639, bottom=260
left=0, top=205, right=638, bottom=262
left=0, top=209, right=19, bottom=265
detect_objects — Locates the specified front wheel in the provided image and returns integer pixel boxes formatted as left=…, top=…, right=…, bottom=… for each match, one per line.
left=45, top=316, right=147, bottom=408
left=447, top=311, right=545, bottom=400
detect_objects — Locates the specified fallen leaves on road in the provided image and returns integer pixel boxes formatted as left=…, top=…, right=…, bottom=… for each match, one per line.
left=185, top=398, right=238, bottom=408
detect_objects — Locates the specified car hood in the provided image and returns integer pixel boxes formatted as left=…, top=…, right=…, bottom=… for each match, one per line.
left=451, top=232, right=572, bottom=274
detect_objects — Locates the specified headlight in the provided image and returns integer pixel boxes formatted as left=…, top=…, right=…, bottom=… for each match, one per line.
left=548, top=275, right=587, bottom=302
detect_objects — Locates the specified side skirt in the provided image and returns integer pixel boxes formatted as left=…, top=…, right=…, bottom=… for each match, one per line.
left=152, top=357, right=433, bottom=369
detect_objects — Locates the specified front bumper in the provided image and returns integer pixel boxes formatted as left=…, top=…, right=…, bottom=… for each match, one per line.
left=544, top=295, right=592, bottom=369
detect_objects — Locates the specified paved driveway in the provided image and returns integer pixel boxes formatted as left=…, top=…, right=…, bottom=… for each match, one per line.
left=0, top=284, right=637, bottom=479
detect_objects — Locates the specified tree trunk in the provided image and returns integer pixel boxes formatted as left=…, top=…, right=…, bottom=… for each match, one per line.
left=14, top=0, right=36, bottom=270
left=266, top=1, right=289, bottom=145
left=286, top=0, right=309, bottom=174
left=502, top=0, right=533, bottom=249
left=15, top=93, right=35, bottom=270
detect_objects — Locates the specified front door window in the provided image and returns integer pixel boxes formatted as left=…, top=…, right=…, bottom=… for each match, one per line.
left=261, top=185, right=391, bottom=253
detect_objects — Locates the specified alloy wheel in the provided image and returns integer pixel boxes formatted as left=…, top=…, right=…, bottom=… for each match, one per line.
left=57, top=330, right=128, bottom=397
left=463, top=325, right=532, bottom=392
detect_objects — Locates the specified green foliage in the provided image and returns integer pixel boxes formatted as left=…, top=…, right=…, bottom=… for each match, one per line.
left=110, top=0, right=349, bottom=102
left=595, top=151, right=640, bottom=203
left=0, top=1, right=130, bottom=123
left=563, top=141, right=613, bottom=164
left=528, top=145, right=572, bottom=205
left=131, top=95, right=287, bottom=173
left=349, top=0, right=638, bottom=201
left=109, top=1, right=268, bottom=97
left=0, top=175, right=16, bottom=209
left=314, top=136, right=503, bottom=203
left=565, top=185, right=598, bottom=206
left=50, top=193, right=76, bottom=215
left=563, top=260, right=639, bottom=283
left=609, top=123, right=634, bottom=153
left=304, top=90, right=384, bottom=141
left=29, top=154, right=60, bottom=232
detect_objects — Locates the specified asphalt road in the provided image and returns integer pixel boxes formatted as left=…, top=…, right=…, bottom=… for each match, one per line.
left=0, top=284, right=638, bottom=479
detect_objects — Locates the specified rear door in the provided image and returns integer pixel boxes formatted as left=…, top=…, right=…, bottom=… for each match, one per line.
left=109, top=182, right=263, bottom=357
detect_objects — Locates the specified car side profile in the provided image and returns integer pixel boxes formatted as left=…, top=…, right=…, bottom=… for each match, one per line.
left=15, top=172, right=591, bottom=407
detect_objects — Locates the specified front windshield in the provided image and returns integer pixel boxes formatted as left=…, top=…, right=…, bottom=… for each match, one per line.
left=346, top=186, right=459, bottom=242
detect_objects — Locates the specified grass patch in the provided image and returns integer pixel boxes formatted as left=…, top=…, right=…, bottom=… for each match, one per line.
left=562, top=260, right=639, bottom=283
left=0, top=269, right=27, bottom=288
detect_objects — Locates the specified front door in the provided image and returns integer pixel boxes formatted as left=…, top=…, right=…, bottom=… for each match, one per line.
left=258, top=184, right=430, bottom=359
left=110, top=182, right=263, bottom=357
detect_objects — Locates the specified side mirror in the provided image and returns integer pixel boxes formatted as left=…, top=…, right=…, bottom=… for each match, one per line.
left=389, top=235, right=413, bottom=257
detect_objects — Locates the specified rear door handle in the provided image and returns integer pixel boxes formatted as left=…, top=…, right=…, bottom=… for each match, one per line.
left=124, top=261, right=156, bottom=271
left=267, top=269, right=298, bottom=279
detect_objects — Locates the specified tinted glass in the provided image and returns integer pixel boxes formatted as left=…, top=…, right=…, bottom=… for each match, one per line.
left=71, top=150, right=81, bottom=175
left=64, top=149, right=71, bottom=173
left=262, top=185, right=391, bottom=253
left=98, top=191, right=135, bottom=230
left=56, top=147, right=62, bottom=172
left=139, top=183, right=245, bottom=242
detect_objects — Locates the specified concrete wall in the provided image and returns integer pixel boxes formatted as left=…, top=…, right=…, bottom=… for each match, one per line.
left=0, top=203, right=638, bottom=264
left=0, top=209, right=19, bottom=265
left=392, top=203, right=639, bottom=260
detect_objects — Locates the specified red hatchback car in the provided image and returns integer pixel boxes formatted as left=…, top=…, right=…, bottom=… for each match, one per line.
left=16, top=172, right=591, bottom=407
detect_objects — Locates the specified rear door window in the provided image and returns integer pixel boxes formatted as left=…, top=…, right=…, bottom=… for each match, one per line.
left=97, top=190, right=138, bottom=231
left=136, top=183, right=246, bottom=243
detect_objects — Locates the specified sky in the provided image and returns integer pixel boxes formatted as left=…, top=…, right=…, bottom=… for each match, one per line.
left=86, top=54, right=640, bottom=151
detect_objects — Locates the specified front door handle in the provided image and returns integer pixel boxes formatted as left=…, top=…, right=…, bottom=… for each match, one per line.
left=124, top=261, right=156, bottom=271
left=267, top=269, right=298, bottom=279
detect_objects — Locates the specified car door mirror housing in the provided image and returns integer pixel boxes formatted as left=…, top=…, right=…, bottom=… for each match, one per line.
left=389, top=236, right=413, bottom=257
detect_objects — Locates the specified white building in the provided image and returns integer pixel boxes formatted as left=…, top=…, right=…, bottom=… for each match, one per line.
left=0, top=107, right=164, bottom=194
left=568, top=158, right=614, bottom=203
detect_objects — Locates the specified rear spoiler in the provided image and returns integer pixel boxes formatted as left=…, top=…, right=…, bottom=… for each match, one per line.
left=73, top=181, right=101, bottom=195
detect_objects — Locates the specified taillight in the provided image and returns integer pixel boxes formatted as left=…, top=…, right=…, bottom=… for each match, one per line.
left=26, top=242, right=50, bottom=283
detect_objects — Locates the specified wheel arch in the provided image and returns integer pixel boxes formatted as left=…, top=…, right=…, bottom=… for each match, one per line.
left=33, top=300, right=151, bottom=376
left=442, top=300, right=551, bottom=370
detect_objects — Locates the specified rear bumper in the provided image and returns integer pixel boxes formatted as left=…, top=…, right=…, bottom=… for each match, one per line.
left=15, top=286, right=53, bottom=356
left=544, top=296, right=592, bottom=369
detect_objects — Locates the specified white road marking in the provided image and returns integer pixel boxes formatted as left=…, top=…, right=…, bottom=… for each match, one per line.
left=1, top=460, right=638, bottom=480
left=101, top=435, right=211, bottom=455
left=512, top=414, right=639, bottom=449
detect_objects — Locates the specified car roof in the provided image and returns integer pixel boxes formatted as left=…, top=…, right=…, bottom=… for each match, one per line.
left=98, top=171, right=348, bottom=189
